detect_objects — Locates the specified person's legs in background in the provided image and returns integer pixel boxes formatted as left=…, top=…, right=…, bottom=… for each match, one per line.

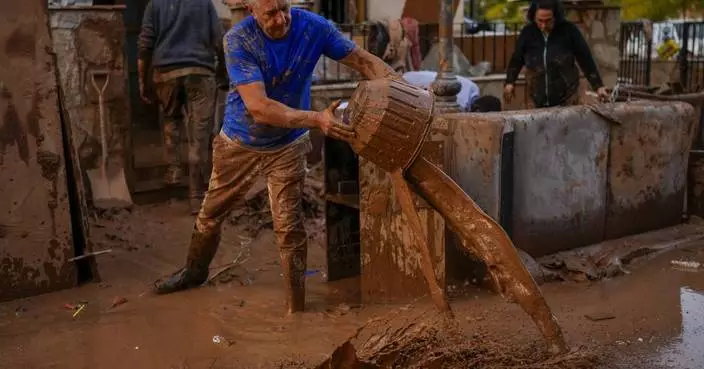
left=155, top=77, right=186, bottom=186
left=184, top=74, right=217, bottom=214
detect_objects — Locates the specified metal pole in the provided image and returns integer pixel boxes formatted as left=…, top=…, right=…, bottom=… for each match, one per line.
left=431, top=0, right=461, bottom=113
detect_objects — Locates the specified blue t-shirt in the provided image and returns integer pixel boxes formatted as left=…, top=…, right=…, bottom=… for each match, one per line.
left=222, top=9, right=356, bottom=149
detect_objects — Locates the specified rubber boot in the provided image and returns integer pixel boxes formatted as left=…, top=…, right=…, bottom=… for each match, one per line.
left=280, top=248, right=307, bottom=314
left=153, top=230, right=220, bottom=295
left=188, top=163, right=206, bottom=215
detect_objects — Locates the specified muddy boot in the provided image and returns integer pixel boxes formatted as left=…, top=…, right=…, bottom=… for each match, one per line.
left=153, top=230, right=220, bottom=295
left=164, top=165, right=183, bottom=187
left=280, top=249, right=307, bottom=314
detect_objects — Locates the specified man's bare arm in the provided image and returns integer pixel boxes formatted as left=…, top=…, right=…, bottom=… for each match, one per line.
left=237, top=82, right=322, bottom=129
left=237, top=82, right=354, bottom=141
left=338, top=47, right=401, bottom=80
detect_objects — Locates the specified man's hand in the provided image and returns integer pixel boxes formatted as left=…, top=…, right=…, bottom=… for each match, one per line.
left=503, top=84, right=515, bottom=104
left=139, top=79, right=151, bottom=104
left=316, top=100, right=355, bottom=142
left=596, top=86, right=609, bottom=102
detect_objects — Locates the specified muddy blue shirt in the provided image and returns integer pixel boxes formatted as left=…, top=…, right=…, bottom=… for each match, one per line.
left=223, top=9, right=356, bottom=149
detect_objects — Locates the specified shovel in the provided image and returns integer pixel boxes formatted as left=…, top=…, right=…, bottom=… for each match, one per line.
left=86, top=70, right=133, bottom=209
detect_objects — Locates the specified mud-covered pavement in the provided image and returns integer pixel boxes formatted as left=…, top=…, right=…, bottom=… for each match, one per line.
left=0, top=200, right=703, bottom=369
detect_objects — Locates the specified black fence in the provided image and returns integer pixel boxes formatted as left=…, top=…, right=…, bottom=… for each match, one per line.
left=618, top=21, right=652, bottom=86
left=619, top=20, right=704, bottom=92
left=314, top=21, right=524, bottom=84
left=677, top=22, right=704, bottom=92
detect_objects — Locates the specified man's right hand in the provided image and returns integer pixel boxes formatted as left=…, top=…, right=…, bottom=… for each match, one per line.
left=503, top=84, right=515, bottom=104
left=317, top=100, right=355, bottom=142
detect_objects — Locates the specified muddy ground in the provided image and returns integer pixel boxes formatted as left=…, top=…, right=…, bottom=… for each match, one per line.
left=0, top=198, right=703, bottom=369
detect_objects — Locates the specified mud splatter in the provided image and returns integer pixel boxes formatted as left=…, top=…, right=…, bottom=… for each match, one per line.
left=26, top=89, right=42, bottom=145
left=0, top=86, right=30, bottom=165
left=4, top=26, right=36, bottom=60
left=0, top=256, right=42, bottom=302
left=36, top=150, right=61, bottom=182
left=47, top=239, right=60, bottom=260
left=37, top=150, right=62, bottom=235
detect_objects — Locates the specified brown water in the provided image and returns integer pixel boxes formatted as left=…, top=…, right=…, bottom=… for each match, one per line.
left=1, top=200, right=703, bottom=368
left=656, top=287, right=704, bottom=369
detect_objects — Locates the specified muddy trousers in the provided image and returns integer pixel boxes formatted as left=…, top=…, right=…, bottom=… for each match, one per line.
left=155, top=74, right=216, bottom=209
left=185, top=133, right=311, bottom=313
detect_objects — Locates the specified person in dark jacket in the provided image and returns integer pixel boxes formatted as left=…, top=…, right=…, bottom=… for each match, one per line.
left=138, top=0, right=226, bottom=214
left=504, top=0, right=608, bottom=108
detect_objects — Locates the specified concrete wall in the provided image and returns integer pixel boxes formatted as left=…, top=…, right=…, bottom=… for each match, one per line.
left=311, top=75, right=531, bottom=113
left=0, top=1, right=78, bottom=301
left=449, top=101, right=695, bottom=256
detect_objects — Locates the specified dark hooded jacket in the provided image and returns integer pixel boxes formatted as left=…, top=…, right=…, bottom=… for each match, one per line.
left=505, top=3, right=603, bottom=107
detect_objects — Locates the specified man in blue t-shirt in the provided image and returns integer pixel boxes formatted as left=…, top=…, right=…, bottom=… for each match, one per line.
left=154, top=0, right=399, bottom=314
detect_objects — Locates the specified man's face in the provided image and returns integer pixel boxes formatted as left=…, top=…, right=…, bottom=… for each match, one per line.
left=250, top=0, right=292, bottom=39
left=535, top=9, right=554, bottom=33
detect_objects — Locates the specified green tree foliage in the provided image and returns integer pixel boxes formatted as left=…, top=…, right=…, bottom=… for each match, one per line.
left=482, top=0, right=527, bottom=23
left=607, top=0, right=704, bottom=21
left=477, top=0, right=704, bottom=22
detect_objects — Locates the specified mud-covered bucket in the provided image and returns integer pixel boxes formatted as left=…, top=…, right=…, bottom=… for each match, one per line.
left=343, top=78, right=435, bottom=173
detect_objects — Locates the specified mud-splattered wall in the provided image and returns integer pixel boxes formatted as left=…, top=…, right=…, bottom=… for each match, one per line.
left=455, top=101, right=695, bottom=257
left=49, top=6, right=132, bottom=206
left=0, top=1, right=77, bottom=302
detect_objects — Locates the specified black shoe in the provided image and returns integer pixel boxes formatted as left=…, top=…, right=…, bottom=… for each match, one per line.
left=153, top=230, right=220, bottom=295
left=153, top=267, right=209, bottom=295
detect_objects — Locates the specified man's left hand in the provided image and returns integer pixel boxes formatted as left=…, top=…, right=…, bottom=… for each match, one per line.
left=317, top=100, right=355, bottom=142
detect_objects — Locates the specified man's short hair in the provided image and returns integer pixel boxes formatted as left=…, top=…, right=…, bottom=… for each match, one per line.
left=470, top=95, right=502, bottom=112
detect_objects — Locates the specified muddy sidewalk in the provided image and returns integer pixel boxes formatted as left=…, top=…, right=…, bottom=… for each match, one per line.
left=0, top=200, right=703, bottom=369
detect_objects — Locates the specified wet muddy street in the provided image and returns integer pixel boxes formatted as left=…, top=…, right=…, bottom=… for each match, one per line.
left=0, top=200, right=703, bottom=369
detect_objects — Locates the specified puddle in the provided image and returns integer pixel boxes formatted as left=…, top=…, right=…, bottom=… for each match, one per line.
left=657, top=287, right=704, bottom=368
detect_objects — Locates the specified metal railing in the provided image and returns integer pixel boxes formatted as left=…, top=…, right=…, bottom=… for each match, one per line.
left=313, top=21, right=524, bottom=85
left=618, top=21, right=653, bottom=86
left=618, top=20, right=704, bottom=92
left=678, top=22, right=704, bottom=92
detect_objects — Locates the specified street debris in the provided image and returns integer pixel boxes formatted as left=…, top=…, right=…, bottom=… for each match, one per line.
left=537, top=223, right=704, bottom=282
left=14, top=306, right=27, bottom=317
left=670, top=260, right=702, bottom=269
left=68, top=249, right=112, bottom=262
left=207, top=249, right=250, bottom=285
left=212, top=335, right=234, bottom=346
left=72, top=304, right=86, bottom=318
left=314, top=306, right=599, bottom=369
left=110, top=297, right=129, bottom=309
left=585, top=313, right=616, bottom=322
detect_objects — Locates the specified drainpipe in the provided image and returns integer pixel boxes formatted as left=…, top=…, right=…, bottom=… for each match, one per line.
left=431, top=0, right=462, bottom=113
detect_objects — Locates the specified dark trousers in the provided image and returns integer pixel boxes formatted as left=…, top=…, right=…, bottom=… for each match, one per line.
left=155, top=73, right=216, bottom=200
